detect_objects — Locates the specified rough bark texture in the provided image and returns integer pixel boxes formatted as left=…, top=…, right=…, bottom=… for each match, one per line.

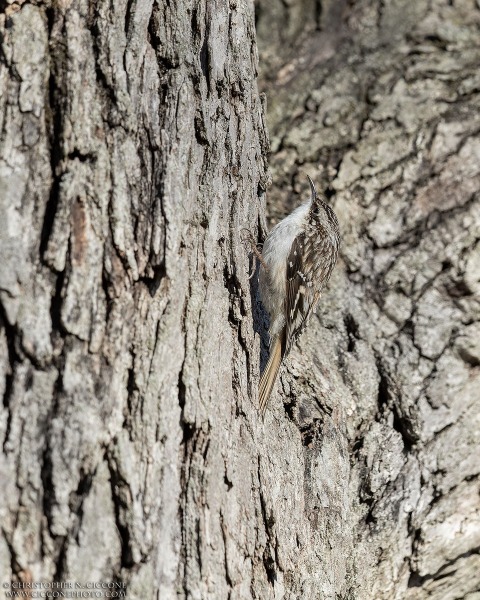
left=256, top=0, right=480, bottom=599
left=0, top=1, right=479, bottom=600
left=0, top=0, right=269, bottom=597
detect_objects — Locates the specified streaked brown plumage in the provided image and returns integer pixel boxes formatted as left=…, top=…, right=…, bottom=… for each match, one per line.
left=258, top=176, right=340, bottom=416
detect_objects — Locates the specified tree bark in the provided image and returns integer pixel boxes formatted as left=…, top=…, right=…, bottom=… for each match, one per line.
left=1, top=0, right=479, bottom=599
left=0, top=0, right=269, bottom=597
left=256, top=1, right=480, bottom=599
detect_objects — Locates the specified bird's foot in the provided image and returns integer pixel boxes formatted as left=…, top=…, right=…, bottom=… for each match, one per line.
left=241, top=229, right=268, bottom=276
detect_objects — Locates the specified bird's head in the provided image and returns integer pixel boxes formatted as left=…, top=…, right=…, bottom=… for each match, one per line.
left=306, top=175, right=340, bottom=235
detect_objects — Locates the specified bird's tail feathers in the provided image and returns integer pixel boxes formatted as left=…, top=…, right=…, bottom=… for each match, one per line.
left=259, top=336, right=283, bottom=417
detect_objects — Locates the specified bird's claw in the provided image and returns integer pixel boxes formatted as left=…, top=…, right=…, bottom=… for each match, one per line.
left=241, top=228, right=268, bottom=273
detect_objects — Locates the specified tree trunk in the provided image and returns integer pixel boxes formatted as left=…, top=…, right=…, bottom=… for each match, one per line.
left=0, top=0, right=479, bottom=600
left=0, top=0, right=269, bottom=596
left=255, top=1, right=480, bottom=599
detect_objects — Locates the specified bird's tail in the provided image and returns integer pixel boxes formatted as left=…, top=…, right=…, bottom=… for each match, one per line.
left=259, top=336, right=283, bottom=417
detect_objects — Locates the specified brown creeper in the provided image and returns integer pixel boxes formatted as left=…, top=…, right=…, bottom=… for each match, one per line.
left=258, top=176, right=340, bottom=415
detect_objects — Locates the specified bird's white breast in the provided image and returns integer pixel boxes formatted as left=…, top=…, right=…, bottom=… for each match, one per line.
left=259, top=201, right=310, bottom=338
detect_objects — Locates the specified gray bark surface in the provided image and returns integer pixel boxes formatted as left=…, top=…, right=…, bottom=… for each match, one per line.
left=256, top=0, right=480, bottom=599
left=0, top=0, right=268, bottom=597
left=0, top=0, right=478, bottom=599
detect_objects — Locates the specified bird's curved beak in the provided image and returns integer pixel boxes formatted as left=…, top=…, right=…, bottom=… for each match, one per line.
left=306, top=174, right=317, bottom=201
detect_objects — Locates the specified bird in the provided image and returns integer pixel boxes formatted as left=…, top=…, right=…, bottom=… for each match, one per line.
left=258, top=175, right=340, bottom=416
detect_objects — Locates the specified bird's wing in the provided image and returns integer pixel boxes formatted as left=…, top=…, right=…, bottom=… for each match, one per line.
left=284, top=227, right=337, bottom=355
